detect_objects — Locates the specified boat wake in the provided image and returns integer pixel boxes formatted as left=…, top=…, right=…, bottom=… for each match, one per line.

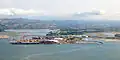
left=21, top=45, right=101, bottom=60
left=21, top=48, right=81, bottom=60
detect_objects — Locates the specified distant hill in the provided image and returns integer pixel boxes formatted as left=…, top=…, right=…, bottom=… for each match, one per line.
left=1, top=18, right=120, bottom=29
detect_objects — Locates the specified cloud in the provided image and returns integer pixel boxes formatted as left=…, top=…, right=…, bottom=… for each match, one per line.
left=0, top=9, right=12, bottom=15
left=70, top=10, right=120, bottom=20
left=0, top=8, right=120, bottom=20
left=0, top=8, right=47, bottom=15
left=73, top=10, right=105, bottom=17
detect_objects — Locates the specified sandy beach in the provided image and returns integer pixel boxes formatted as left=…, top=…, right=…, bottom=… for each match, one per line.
left=103, top=39, right=120, bottom=42
left=0, top=32, right=9, bottom=38
left=0, top=35, right=9, bottom=38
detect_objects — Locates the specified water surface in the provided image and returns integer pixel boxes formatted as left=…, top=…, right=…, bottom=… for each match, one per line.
left=0, top=40, right=120, bottom=60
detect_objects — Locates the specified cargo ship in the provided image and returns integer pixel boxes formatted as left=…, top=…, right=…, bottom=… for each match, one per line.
left=9, top=39, right=41, bottom=44
left=9, top=37, right=60, bottom=45
left=9, top=39, right=60, bottom=45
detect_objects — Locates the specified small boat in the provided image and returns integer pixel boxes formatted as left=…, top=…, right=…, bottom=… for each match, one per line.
left=96, top=41, right=104, bottom=44
left=82, top=38, right=104, bottom=44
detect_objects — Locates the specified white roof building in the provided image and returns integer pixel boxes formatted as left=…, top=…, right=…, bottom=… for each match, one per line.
left=54, top=38, right=63, bottom=40
left=48, top=40, right=59, bottom=43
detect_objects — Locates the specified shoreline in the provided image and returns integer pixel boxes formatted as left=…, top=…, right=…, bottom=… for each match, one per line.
left=0, top=31, right=120, bottom=44
left=103, top=39, right=120, bottom=42
left=0, top=35, right=9, bottom=39
left=92, top=38, right=120, bottom=42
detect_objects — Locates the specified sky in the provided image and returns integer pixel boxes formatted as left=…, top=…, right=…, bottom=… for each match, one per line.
left=0, top=0, right=120, bottom=20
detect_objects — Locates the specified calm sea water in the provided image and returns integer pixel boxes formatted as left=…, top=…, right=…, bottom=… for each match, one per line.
left=0, top=40, right=120, bottom=60
left=0, top=29, right=120, bottom=60
left=5, top=29, right=51, bottom=36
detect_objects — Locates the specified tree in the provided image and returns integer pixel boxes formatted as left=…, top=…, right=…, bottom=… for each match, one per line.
left=0, top=24, right=6, bottom=32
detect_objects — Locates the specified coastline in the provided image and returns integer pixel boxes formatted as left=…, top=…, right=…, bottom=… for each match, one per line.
left=91, top=38, right=120, bottom=42
left=0, top=32, right=9, bottom=38
left=103, top=39, right=120, bottom=42
left=0, top=35, right=9, bottom=38
left=0, top=31, right=120, bottom=44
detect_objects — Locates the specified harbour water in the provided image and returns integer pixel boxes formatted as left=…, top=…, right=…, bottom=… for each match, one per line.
left=1, top=40, right=120, bottom=60
left=0, top=29, right=120, bottom=60
left=5, top=29, right=51, bottom=36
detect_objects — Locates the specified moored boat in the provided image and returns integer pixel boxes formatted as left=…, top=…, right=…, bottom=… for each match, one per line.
left=9, top=39, right=41, bottom=45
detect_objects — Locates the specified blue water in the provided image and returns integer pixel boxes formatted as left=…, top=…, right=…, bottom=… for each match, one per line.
left=0, top=39, right=120, bottom=60
left=5, top=29, right=51, bottom=36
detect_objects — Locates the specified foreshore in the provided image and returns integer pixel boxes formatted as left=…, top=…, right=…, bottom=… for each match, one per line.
left=91, top=38, right=120, bottom=42
left=0, top=32, right=9, bottom=39
left=102, top=39, right=120, bottom=42
left=0, top=35, right=9, bottom=38
left=0, top=31, right=120, bottom=44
